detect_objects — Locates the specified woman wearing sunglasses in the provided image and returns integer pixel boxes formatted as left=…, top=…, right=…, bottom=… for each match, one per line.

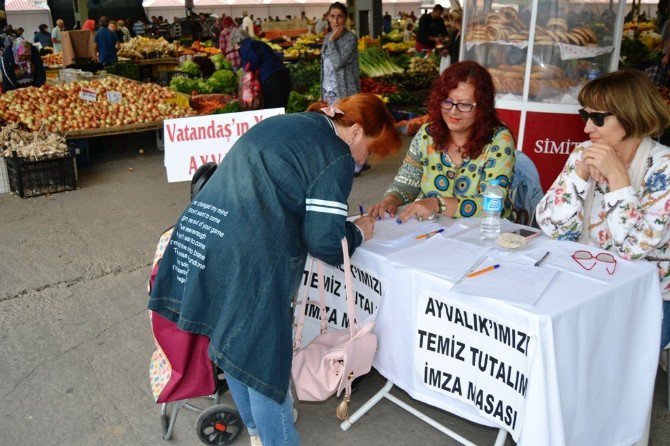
left=536, top=69, right=670, bottom=348
left=368, top=61, right=516, bottom=222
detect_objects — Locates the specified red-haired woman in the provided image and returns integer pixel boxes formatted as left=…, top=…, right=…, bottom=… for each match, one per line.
left=149, top=93, right=400, bottom=446
left=369, top=61, right=516, bottom=222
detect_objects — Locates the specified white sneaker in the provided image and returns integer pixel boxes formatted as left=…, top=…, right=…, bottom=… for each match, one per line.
left=250, top=435, right=263, bottom=446
left=293, top=407, right=298, bottom=423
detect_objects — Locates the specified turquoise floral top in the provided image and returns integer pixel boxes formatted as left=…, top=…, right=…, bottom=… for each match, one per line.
left=536, top=140, right=670, bottom=298
left=385, top=124, right=516, bottom=218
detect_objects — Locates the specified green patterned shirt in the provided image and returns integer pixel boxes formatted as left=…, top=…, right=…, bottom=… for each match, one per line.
left=385, top=124, right=516, bottom=218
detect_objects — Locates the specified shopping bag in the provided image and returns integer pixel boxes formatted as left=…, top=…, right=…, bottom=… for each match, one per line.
left=292, top=238, right=377, bottom=420
left=239, top=62, right=262, bottom=110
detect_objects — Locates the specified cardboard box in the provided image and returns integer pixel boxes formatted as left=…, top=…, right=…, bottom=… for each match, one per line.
left=61, top=30, right=96, bottom=67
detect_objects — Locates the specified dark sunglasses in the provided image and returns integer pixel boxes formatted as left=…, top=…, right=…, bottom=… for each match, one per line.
left=578, top=109, right=613, bottom=127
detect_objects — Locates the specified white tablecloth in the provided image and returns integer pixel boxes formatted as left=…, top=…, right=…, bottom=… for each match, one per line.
left=297, top=218, right=663, bottom=445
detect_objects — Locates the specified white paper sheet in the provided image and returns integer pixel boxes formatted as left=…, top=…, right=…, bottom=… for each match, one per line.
left=387, top=237, right=491, bottom=281
left=522, top=242, right=620, bottom=283
left=451, top=258, right=557, bottom=307
left=367, top=217, right=441, bottom=246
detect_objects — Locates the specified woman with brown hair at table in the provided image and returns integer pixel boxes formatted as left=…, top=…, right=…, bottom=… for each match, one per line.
left=368, top=61, right=516, bottom=222
left=536, top=69, right=670, bottom=349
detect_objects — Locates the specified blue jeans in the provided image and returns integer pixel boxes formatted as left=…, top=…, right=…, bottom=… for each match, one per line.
left=225, top=373, right=299, bottom=446
left=661, top=300, right=670, bottom=350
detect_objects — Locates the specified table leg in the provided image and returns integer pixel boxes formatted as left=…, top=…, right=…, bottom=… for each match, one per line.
left=342, top=379, right=507, bottom=446
left=340, top=379, right=393, bottom=430
left=493, top=428, right=507, bottom=446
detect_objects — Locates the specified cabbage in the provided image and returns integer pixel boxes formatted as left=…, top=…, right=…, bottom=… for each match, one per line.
left=180, top=61, right=201, bottom=77
left=206, top=69, right=237, bottom=94
left=210, top=53, right=232, bottom=71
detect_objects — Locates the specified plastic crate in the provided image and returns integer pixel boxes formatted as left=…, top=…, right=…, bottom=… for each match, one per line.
left=6, top=152, right=77, bottom=198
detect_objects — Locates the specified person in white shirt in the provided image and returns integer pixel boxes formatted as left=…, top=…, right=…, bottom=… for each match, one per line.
left=51, top=20, right=64, bottom=53
left=536, top=70, right=670, bottom=349
left=241, top=11, right=255, bottom=37
left=315, top=13, right=329, bottom=35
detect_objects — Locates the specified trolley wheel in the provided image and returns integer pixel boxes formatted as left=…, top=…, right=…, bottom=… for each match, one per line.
left=161, top=414, right=171, bottom=440
left=195, top=404, right=242, bottom=445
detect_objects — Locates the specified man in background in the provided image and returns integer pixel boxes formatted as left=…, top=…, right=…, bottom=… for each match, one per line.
left=51, top=19, right=65, bottom=53
left=94, top=16, right=119, bottom=66
left=241, top=11, right=255, bottom=37
left=34, top=24, right=52, bottom=50
left=315, top=13, right=329, bottom=35
left=415, top=4, right=447, bottom=53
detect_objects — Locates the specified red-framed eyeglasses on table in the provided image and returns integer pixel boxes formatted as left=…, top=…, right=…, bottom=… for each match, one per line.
left=571, top=250, right=617, bottom=275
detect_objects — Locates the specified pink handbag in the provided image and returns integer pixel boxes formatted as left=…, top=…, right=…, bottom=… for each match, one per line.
left=292, top=238, right=377, bottom=420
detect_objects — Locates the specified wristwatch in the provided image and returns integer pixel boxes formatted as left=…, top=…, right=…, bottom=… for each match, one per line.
left=436, top=196, right=447, bottom=214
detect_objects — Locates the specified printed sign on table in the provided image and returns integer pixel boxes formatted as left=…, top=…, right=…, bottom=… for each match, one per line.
left=163, top=108, right=284, bottom=182
left=416, top=292, right=536, bottom=440
left=79, top=88, right=97, bottom=102
left=294, top=256, right=384, bottom=347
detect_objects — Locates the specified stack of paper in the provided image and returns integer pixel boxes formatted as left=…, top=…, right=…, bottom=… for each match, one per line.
left=451, top=258, right=557, bottom=307
left=387, top=237, right=491, bottom=281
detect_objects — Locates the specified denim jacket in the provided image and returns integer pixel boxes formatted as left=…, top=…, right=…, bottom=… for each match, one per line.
left=148, top=113, right=363, bottom=403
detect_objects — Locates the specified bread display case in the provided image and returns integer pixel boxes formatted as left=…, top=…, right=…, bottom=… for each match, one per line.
left=460, top=0, right=627, bottom=190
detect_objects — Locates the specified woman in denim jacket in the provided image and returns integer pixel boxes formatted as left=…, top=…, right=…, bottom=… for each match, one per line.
left=149, top=94, right=400, bottom=446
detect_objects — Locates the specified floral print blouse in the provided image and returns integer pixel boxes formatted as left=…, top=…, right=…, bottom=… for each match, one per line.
left=385, top=124, right=516, bottom=218
left=536, top=140, right=670, bottom=298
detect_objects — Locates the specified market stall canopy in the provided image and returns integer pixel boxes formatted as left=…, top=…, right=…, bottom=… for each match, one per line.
left=5, top=0, right=52, bottom=40
left=193, top=0, right=227, bottom=6
left=5, top=0, right=50, bottom=11
left=142, top=0, right=183, bottom=7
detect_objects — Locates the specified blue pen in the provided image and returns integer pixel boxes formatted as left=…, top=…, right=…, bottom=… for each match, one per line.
left=396, top=218, right=402, bottom=225
left=359, top=205, right=365, bottom=217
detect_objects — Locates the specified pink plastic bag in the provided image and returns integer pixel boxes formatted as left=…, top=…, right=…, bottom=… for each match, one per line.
left=292, top=238, right=377, bottom=420
left=239, top=62, right=262, bottom=110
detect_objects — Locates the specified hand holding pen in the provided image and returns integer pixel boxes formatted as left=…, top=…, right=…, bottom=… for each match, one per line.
left=354, top=205, right=375, bottom=241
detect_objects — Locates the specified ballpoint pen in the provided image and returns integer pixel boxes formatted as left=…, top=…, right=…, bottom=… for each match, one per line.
left=467, top=264, right=500, bottom=278
left=359, top=205, right=364, bottom=217
left=534, top=251, right=550, bottom=267
left=415, top=228, right=445, bottom=240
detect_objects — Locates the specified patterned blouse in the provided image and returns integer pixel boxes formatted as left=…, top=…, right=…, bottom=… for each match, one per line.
left=536, top=140, right=670, bottom=298
left=385, top=124, right=516, bottom=218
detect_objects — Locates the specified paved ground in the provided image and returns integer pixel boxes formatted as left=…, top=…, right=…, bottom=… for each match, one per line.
left=1, top=132, right=670, bottom=446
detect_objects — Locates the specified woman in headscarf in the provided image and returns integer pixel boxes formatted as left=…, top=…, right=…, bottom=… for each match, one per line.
left=82, top=19, right=96, bottom=32
left=230, top=28, right=291, bottom=109
left=1, top=38, right=46, bottom=92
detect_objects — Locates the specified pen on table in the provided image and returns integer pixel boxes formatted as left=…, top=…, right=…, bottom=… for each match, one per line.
left=415, top=228, right=445, bottom=240
left=467, top=264, right=500, bottom=278
left=534, top=251, right=550, bottom=267
left=359, top=205, right=365, bottom=217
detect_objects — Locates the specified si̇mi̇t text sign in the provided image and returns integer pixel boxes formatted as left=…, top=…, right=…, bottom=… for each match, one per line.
left=163, top=108, right=284, bottom=183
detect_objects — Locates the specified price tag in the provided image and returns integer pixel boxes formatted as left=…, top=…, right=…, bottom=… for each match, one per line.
left=79, top=88, right=97, bottom=102
left=106, top=91, right=122, bottom=104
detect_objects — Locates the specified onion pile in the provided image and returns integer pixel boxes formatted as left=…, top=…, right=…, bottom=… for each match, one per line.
left=0, top=77, right=195, bottom=133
